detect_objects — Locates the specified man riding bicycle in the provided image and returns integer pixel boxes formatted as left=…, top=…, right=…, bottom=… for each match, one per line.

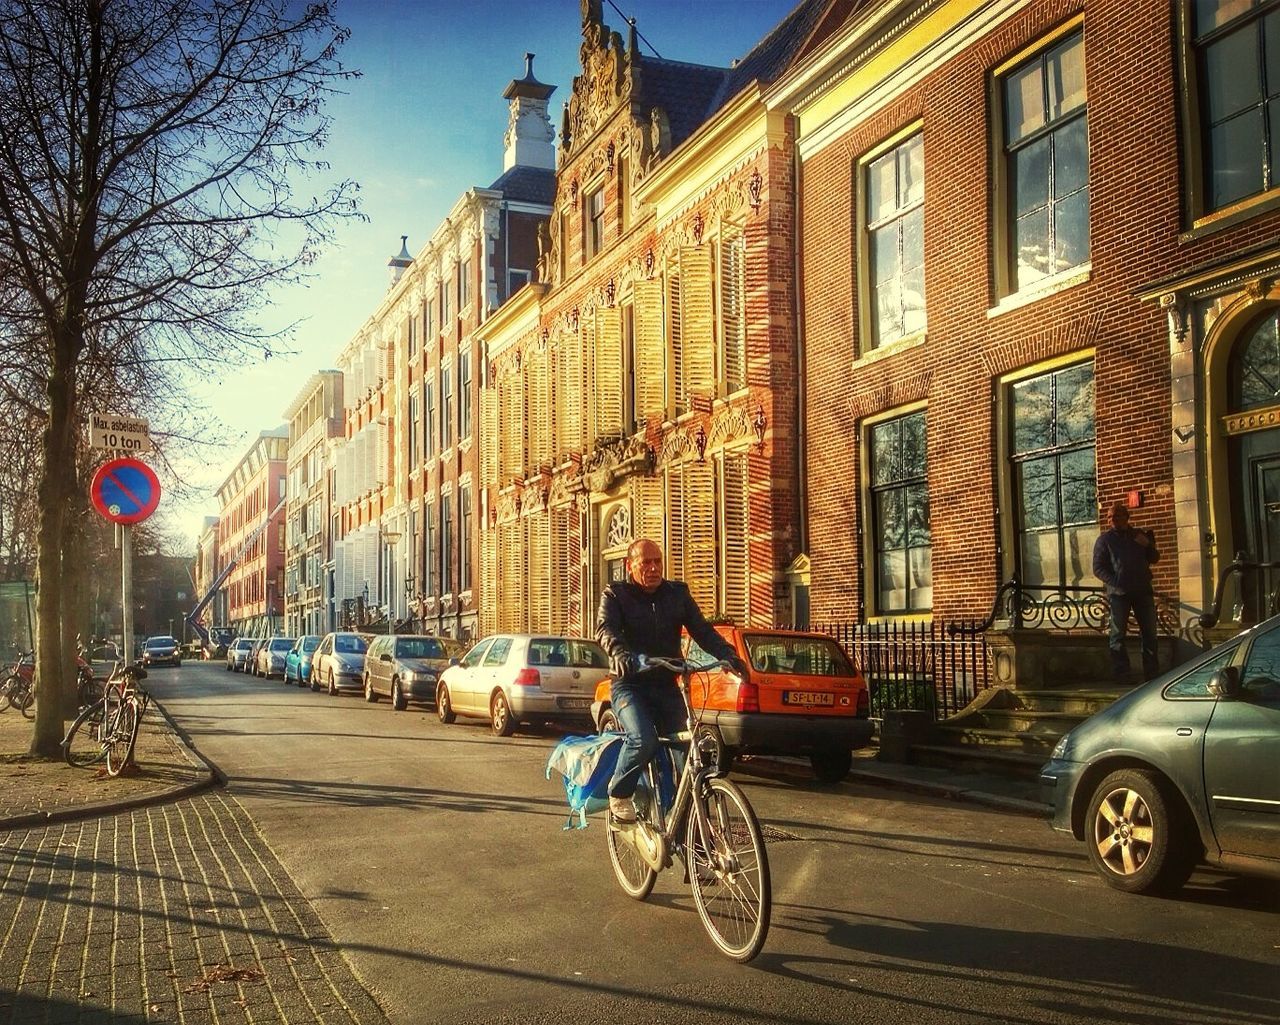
left=595, top=538, right=748, bottom=823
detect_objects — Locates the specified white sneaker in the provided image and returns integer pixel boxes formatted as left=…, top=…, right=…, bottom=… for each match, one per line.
left=609, top=796, right=637, bottom=822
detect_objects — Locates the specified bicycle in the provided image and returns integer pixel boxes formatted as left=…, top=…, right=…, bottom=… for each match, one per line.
left=1, top=650, right=35, bottom=718
left=62, top=662, right=150, bottom=775
left=604, top=654, right=771, bottom=962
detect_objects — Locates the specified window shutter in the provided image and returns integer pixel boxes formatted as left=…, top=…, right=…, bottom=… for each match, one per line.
left=529, top=348, right=550, bottom=468
left=580, top=313, right=597, bottom=445
left=527, top=510, right=550, bottom=633
left=720, top=228, right=746, bottom=393
left=666, top=258, right=683, bottom=418
left=376, top=418, right=389, bottom=488
left=480, top=384, right=498, bottom=487
left=380, top=343, right=393, bottom=387
left=594, top=305, right=623, bottom=438
left=500, top=371, right=523, bottom=482
left=680, top=246, right=715, bottom=404
left=721, top=451, right=749, bottom=624
left=498, top=521, right=522, bottom=633
left=632, top=277, right=666, bottom=423
left=550, top=506, right=572, bottom=635
left=556, top=329, right=583, bottom=458
left=629, top=474, right=666, bottom=551
left=683, top=459, right=716, bottom=612
left=665, top=466, right=685, bottom=588
left=479, top=521, right=497, bottom=636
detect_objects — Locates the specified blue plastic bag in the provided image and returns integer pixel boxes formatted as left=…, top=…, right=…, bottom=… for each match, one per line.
left=545, top=732, right=625, bottom=830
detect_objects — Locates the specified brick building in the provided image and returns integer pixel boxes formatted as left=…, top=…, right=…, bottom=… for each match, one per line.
left=474, top=0, right=847, bottom=637
left=786, top=0, right=1280, bottom=637
left=282, top=371, right=344, bottom=637
left=215, top=428, right=288, bottom=636
left=331, top=56, right=556, bottom=641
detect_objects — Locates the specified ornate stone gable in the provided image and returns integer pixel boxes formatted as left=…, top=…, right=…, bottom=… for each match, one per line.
left=562, top=1, right=631, bottom=162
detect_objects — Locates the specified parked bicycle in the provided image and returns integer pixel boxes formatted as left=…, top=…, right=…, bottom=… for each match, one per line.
left=62, top=662, right=149, bottom=776
left=1, top=650, right=35, bottom=718
left=605, top=654, right=771, bottom=962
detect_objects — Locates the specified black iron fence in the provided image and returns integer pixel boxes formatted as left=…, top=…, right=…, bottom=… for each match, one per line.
left=814, top=618, right=991, bottom=721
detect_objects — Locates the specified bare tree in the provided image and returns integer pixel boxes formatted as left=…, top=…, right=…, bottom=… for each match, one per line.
left=0, top=0, right=360, bottom=756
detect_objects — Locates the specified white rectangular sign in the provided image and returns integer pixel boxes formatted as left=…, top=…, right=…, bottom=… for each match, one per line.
left=89, top=413, right=152, bottom=453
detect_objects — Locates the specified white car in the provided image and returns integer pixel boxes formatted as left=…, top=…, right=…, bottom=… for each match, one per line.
left=435, top=634, right=611, bottom=737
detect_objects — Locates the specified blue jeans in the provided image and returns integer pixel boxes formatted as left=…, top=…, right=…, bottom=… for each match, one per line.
left=1108, top=592, right=1159, bottom=682
left=608, top=681, right=686, bottom=799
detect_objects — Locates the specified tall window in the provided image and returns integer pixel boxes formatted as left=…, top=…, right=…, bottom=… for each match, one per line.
left=424, top=502, right=436, bottom=597
left=425, top=382, right=437, bottom=457
left=426, top=297, right=435, bottom=338
left=441, top=277, right=451, bottom=324
left=408, top=315, right=417, bottom=358
left=865, top=134, right=925, bottom=348
left=585, top=185, right=605, bottom=260
left=459, top=350, right=473, bottom=439
left=441, top=365, right=454, bottom=448
left=408, top=392, right=420, bottom=471
left=869, top=410, right=931, bottom=613
left=460, top=486, right=473, bottom=591
left=1001, top=31, right=1089, bottom=292
left=458, top=258, right=472, bottom=310
left=1009, top=361, right=1097, bottom=589
left=441, top=497, right=454, bottom=594
left=1193, top=0, right=1280, bottom=210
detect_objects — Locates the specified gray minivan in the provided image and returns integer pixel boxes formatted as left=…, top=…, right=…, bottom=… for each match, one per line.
left=363, top=634, right=467, bottom=710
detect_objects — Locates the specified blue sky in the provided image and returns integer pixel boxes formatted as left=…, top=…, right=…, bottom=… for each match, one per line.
left=175, top=0, right=800, bottom=544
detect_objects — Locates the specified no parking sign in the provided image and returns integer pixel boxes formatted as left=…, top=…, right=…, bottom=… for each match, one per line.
left=90, top=458, right=161, bottom=525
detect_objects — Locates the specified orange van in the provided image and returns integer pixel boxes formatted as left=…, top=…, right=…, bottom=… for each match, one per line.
left=591, top=624, right=872, bottom=784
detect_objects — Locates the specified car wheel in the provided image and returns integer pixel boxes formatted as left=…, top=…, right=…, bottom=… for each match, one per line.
left=392, top=679, right=407, bottom=712
left=225, top=662, right=231, bottom=672
left=490, top=690, right=515, bottom=737
left=695, top=725, right=734, bottom=775
left=1085, top=768, right=1199, bottom=895
left=308, top=672, right=319, bottom=692
left=327, top=671, right=338, bottom=696
left=598, top=707, right=619, bottom=733
left=810, top=748, right=853, bottom=785
left=436, top=681, right=456, bottom=724
left=364, top=674, right=377, bottom=703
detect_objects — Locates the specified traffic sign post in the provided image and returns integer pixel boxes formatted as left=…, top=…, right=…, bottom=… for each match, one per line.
left=91, top=458, right=162, bottom=664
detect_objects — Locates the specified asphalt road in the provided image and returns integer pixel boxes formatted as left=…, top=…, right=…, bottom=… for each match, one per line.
left=148, top=661, right=1280, bottom=1025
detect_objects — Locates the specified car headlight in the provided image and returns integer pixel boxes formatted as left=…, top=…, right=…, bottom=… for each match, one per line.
left=1051, top=732, right=1072, bottom=760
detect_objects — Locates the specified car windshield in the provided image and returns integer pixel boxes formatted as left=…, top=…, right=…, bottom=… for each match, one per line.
left=527, top=638, right=609, bottom=668
left=146, top=637, right=176, bottom=648
left=301, top=637, right=320, bottom=652
left=395, top=637, right=451, bottom=659
left=743, top=635, right=856, bottom=677
left=234, top=639, right=251, bottom=650
left=270, top=639, right=293, bottom=652
left=335, top=635, right=367, bottom=654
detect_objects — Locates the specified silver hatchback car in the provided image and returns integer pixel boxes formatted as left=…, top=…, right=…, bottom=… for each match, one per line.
left=436, top=634, right=611, bottom=736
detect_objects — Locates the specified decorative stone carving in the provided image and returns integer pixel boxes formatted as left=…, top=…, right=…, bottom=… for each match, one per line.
left=659, top=431, right=692, bottom=464
left=582, top=435, right=652, bottom=493
left=496, top=491, right=520, bottom=525
left=520, top=481, right=550, bottom=515
left=748, top=168, right=763, bottom=210
left=708, top=406, right=752, bottom=447
left=564, top=1, right=627, bottom=157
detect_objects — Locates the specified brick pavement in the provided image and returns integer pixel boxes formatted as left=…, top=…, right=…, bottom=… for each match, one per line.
left=0, top=791, right=391, bottom=1025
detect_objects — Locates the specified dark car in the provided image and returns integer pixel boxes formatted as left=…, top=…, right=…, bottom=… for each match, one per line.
left=363, top=634, right=468, bottom=710
left=247, top=638, right=269, bottom=676
left=141, top=635, right=182, bottom=668
left=1041, top=616, right=1280, bottom=895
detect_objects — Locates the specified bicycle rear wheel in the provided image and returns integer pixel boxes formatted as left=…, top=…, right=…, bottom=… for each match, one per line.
left=15, top=678, right=34, bottom=719
left=606, top=766, right=659, bottom=900
left=105, top=700, right=138, bottom=777
left=686, top=777, right=771, bottom=962
left=63, top=699, right=108, bottom=767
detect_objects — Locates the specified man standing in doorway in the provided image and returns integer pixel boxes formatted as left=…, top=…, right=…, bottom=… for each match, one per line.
left=1092, top=500, right=1161, bottom=682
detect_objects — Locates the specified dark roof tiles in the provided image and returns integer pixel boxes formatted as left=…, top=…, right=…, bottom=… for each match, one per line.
left=487, top=165, right=557, bottom=205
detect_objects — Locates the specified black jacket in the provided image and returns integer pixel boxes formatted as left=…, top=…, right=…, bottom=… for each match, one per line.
left=595, top=578, right=736, bottom=685
left=1093, top=526, right=1159, bottom=596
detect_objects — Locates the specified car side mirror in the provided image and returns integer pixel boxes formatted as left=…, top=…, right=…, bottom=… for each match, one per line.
left=449, top=657, right=460, bottom=667
left=380, top=653, right=392, bottom=663
left=1207, top=666, right=1241, bottom=699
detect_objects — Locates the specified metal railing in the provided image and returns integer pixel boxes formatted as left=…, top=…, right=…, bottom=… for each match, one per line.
left=815, top=618, right=990, bottom=720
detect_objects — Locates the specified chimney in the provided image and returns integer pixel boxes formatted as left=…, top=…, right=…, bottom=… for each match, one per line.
left=387, top=235, right=412, bottom=286
left=502, top=53, right=556, bottom=171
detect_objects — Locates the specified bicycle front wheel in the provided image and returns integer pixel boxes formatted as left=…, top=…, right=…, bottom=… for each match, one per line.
left=105, top=700, right=138, bottom=777
left=64, top=699, right=108, bottom=767
left=686, top=777, right=771, bottom=962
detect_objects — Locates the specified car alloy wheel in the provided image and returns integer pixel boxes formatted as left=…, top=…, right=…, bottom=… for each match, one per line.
left=364, top=675, right=376, bottom=703
left=328, top=671, right=337, bottom=696
left=1085, top=768, right=1198, bottom=895
left=436, top=681, right=455, bottom=724
left=392, top=679, right=407, bottom=712
left=490, top=690, right=515, bottom=737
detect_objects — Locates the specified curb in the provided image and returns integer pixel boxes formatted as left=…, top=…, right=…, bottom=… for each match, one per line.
left=0, top=697, right=220, bottom=833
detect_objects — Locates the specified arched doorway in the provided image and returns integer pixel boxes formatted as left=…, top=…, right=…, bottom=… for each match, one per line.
left=1224, top=308, right=1280, bottom=620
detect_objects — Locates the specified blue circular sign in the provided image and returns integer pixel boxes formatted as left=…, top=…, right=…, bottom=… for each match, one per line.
left=90, top=458, right=161, bottom=525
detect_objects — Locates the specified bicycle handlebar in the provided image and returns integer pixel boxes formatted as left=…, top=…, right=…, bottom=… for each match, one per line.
left=636, top=654, right=734, bottom=676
